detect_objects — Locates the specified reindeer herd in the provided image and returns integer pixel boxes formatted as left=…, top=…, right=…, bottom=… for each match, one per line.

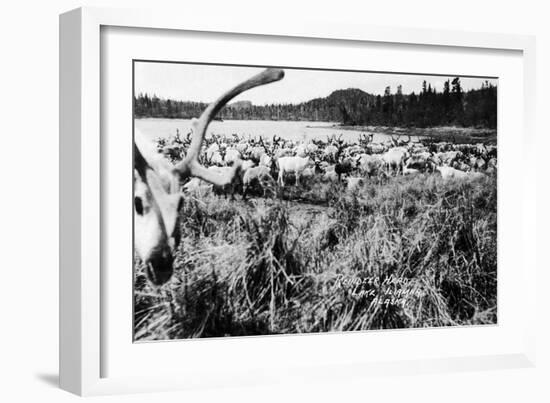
left=156, top=127, right=497, bottom=198
left=134, top=68, right=497, bottom=286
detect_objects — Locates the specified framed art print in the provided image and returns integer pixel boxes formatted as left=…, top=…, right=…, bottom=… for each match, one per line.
left=60, top=7, right=537, bottom=396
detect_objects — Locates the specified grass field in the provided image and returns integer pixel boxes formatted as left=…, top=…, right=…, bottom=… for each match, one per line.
left=134, top=173, right=497, bottom=341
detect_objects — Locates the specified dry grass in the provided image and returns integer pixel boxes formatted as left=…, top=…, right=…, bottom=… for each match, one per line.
left=134, top=173, right=497, bottom=340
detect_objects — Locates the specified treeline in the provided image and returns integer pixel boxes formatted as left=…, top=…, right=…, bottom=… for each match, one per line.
left=134, top=78, right=497, bottom=128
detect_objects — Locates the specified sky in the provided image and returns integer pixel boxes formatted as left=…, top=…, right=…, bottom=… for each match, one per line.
left=134, top=62, right=498, bottom=105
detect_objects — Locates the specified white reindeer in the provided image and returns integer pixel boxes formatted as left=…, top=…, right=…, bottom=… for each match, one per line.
left=224, top=148, right=241, bottom=165
left=436, top=166, right=483, bottom=180
left=403, top=166, right=420, bottom=175
left=276, top=156, right=313, bottom=186
left=306, top=142, right=319, bottom=154
left=436, top=150, right=462, bottom=166
left=323, top=144, right=339, bottom=161
left=205, top=142, right=220, bottom=162
left=274, top=147, right=293, bottom=158
left=382, top=147, right=409, bottom=175
left=134, top=68, right=284, bottom=285
left=235, top=141, right=248, bottom=154
left=357, top=153, right=384, bottom=177
left=242, top=165, right=275, bottom=199
left=294, top=144, right=308, bottom=157
left=259, top=153, right=272, bottom=168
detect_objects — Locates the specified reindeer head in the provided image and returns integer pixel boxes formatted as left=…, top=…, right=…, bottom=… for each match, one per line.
left=272, top=135, right=282, bottom=149
left=134, top=68, right=284, bottom=285
left=313, top=158, right=324, bottom=174
left=391, top=134, right=411, bottom=147
left=134, top=135, right=183, bottom=285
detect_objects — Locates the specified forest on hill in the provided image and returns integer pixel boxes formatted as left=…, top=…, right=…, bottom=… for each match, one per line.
left=134, top=78, right=497, bottom=129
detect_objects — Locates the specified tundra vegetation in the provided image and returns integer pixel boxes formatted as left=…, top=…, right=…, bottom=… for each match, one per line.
left=134, top=127, right=497, bottom=340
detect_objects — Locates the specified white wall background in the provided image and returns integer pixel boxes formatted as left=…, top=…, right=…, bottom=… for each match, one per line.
left=0, top=0, right=547, bottom=401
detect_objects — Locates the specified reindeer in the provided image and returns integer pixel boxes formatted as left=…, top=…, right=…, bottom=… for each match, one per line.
left=358, top=133, right=374, bottom=148
left=242, top=165, right=276, bottom=199
left=294, top=143, right=308, bottom=157
left=382, top=147, right=410, bottom=175
left=357, top=153, right=384, bottom=177
left=436, top=165, right=484, bottom=180
left=276, top=156, right=315, bottom=187
left=323, top=134, right=345, bottom=163
left=134, top=68, right=285, bottom=285
left=334, top=156, right=359, bottom=181
left=248, top=136, right=269, bottom=162
left=224, top=147, right=241, bottom=165
left=392, top=133, right=412, bottom=147
left=366, top=142, right=386, bottom=154
left=323, top=144, right=339, bottom=162
left=272, top=135, right=282, bottom=149
left=205, top=140, right=220, bottom=163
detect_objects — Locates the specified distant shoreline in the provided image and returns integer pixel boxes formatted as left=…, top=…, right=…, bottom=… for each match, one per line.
left=135, top=116, right=335, bottom=125
left=136, top=117, right=495, bottom=132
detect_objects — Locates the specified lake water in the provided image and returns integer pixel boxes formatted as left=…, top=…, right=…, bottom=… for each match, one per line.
left=135, top=118, right=392, bottom=144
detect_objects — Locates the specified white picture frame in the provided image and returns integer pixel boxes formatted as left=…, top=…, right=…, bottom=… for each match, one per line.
left=60, top=6, right=537, bottom=396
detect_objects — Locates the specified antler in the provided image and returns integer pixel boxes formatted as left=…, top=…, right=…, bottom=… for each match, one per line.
left=134, top=142, right=150, bottom=182
left=258, top=136, right=270, bottom=153
left=135, top=130, right=178, bottom=193
left=173, top=68, right=284, bottom=186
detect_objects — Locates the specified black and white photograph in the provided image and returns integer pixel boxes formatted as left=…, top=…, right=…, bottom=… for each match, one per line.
left=133, top=62, right=498, bottom=341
